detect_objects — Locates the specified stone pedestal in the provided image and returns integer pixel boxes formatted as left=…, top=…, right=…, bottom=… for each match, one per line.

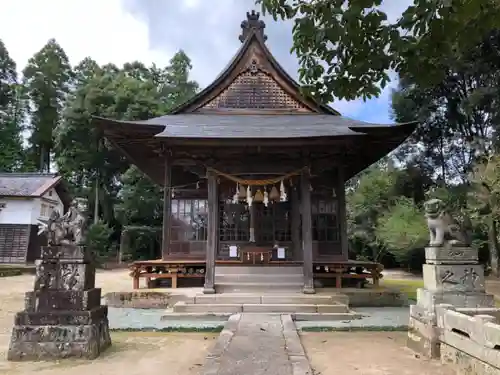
left=7, top=245, right=111, bottom=361
left=408, top=244, right=494, bottom=358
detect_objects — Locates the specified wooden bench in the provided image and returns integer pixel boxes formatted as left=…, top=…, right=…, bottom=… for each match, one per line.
left=313, top=261, right=383, bottom=288
left=129, top=258, right=206, bottom=289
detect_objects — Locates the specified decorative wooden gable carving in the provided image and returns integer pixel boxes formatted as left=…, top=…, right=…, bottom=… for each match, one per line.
left=171, top=11, right=336, bottom=115
left=201, top=58, right=310, bottom=111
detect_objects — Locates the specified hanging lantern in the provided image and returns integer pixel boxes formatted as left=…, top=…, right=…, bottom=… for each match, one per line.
left=238, top=184, right=247, bottom=199
left=246, top=186, right=253, bottom=207
left=269, top=185, right=280, bottom=201
left=280, top=180, right=287, bottom=202
left=171, top=187, right=176, bottom=198
left=254, top=189, right=264, bottom=203
left=263, top=190, right=269, bottom=207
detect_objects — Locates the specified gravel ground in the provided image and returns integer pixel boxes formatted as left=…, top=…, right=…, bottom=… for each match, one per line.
left=302, top=331, right=454, bottom=375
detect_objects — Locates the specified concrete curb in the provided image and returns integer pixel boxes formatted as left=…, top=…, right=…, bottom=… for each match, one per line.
left=281, top=314, right=313, bottom=375
left=202, top=313, right=241, bottom=375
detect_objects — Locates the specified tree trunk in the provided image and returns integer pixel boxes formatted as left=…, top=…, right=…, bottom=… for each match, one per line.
left=488, top=217, right=500, bottom=277
left=94, top=175, right=99, bottom=225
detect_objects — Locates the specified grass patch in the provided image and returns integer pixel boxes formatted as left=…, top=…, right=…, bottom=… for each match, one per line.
left=110, top=326, right=223, bottom=333
left=0, top=264, right=36, bottom=276
left=301, top=325, right=409, bottom=332
left=0, top=268, right=22, bottom=277
left=381, top=279, right=424, bottom=301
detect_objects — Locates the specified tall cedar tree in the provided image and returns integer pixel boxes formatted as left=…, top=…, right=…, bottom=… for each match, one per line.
left=0, top=40, right=26, bottom=171
left=23, top=39, right=72, bottom=172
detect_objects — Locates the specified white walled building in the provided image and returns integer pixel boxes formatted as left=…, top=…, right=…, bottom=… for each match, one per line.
left=0, top=173, right=71, bottom=263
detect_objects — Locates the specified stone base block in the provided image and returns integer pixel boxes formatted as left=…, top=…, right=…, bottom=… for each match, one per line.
left=416, top=288, right=494, bottom=312
left=407, top=314, right=441, bottom=359
left=24, top=288, right=102, bottom=312
left=425, top=245, right=478, bottom=264
left=423, top=264, right=485, bottom=292
left=7, top=312, right=111, bottom=361
left=14, top=305, right=108, bottom=326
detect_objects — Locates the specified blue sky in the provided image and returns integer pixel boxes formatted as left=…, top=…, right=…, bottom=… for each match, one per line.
left=2, top=0, right=410, bottom=124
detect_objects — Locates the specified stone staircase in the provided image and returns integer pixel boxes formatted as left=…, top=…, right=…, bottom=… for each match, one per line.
left=164, top=266, right=362, bottom=320
left=214, top=265, right=304, bottom=293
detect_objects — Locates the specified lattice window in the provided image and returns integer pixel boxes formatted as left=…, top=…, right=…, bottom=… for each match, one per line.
left=219, top=202, right=250, bottom=241
left=170, top=199, right=208, bottom=242
left=0, top=224, right=29, bottom=263
left=312, top=199, right=339, bottom=242
left=254, top=202, right=291, bottom=243
left=202, top=71, right=309, bottom=110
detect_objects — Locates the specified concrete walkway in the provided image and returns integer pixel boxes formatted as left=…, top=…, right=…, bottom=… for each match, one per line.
left=202, top=314, right=311, bottom=375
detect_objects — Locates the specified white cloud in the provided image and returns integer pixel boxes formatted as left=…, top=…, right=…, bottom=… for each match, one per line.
left=0, top=0, right=171, bottom=73
left=1, top=0, right=409, bottom=123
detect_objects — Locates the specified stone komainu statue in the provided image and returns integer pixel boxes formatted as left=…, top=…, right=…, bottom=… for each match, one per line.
left=39, top=197, right=88, bottom=246
left=424, top=198, right=472, bottom=247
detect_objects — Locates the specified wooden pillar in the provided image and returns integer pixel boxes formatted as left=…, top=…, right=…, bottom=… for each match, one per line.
left=336, top=166, right=349, bottom=260
left=291, top=185, right=301, bottom=261
left=301, top=167, right=315, bottom=294
left=161, top=154, right=172, bottom=260
left=203, top=170, right=218, bottom=294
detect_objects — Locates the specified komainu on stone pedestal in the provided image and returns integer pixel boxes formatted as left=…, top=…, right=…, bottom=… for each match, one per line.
left=7, top=200, right=111, bottom=361
left=407, top=198, right=494, bottom=359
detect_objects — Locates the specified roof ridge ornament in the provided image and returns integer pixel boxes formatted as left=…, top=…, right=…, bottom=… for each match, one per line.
left=239, top=10, right=267, bottom=43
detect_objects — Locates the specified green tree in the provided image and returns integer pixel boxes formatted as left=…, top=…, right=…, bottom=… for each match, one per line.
left=468, top=156, right=500, bottom=276
left=257, top=0, right=500, bottom=103
left=0, top=40, right=25, bottom=171
left=347, top=163, right=399, bottom=261
left=116, top=165, right=163, bottom=226
left=54, top=64, right=161, bottom=226
left=23, top=39, right=72, bottom=172
left=115, top=51, right=199, bottom=259
left=375, top=197, right=428, bottom=266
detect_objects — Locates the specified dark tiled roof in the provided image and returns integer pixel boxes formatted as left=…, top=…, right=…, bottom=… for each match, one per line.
left=96, top=114, right=415, bottom=139
left=0, top=173, right=60, bottom=197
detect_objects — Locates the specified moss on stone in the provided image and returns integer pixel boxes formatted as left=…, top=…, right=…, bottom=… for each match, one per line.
left=300, top=325, right=409, bottom=332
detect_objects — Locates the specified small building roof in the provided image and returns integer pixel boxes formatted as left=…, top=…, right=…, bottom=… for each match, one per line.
left=0, top=173, right=72, bottom=208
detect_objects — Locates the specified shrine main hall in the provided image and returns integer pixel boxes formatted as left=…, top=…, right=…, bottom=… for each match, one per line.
left=95, top=11, right=416, bottom=294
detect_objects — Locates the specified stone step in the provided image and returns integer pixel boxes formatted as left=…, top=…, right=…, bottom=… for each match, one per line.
left=160, top=312, right=232, bottom=321
left=215, top=274, right=304, bottom=283
left=215, top=282, right=303, bottom=293
left=160, top=311, right=363, bottom=322
left=291, top=312, right=364, bottom=321
left=173, top=301, right=350, bottom=313
left=194, top=293, right=346, bottom=305
left=215, top=266, right=303, bottom=275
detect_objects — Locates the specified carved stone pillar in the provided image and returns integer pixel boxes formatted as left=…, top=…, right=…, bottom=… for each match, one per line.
left=203, top=170, right=218, bottom=294
left=162, top=154, right=172, bottom=260
left=301, top=167, right=315, bottom=294
left=7, top=244, right=111, bottom=360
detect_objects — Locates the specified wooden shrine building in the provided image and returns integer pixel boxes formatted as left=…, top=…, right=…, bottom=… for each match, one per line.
left=95, top=11, right=417, bottom=293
